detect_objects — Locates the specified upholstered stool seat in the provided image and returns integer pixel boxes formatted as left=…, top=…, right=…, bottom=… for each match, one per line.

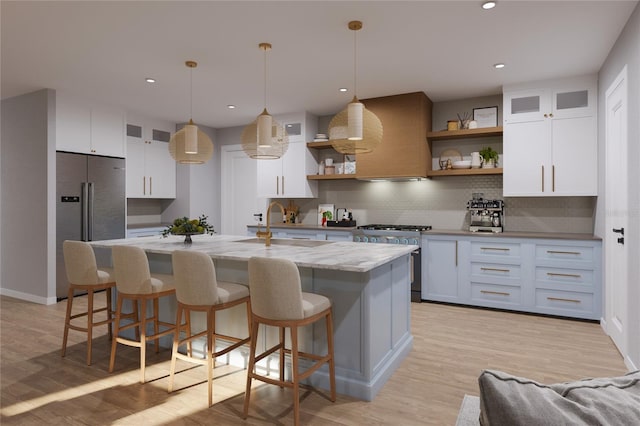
left=243, top=257, right=336, bottom=425
left=168, top=250, right=252, bottom=407
left=109, top=245, right=177, bottom=383
left=61, top=240, right=116, bottom=365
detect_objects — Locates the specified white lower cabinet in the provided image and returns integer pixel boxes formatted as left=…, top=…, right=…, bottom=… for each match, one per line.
left=423, top=234, right=601, bottom=320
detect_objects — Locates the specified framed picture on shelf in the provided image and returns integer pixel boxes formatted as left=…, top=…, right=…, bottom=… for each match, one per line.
left=473, top=106, right=498, bottom=128
left=343, top=154, right=356, bottom=174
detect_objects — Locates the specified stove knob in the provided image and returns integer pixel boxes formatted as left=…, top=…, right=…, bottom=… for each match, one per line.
left=393, top=238, right=400, bottom=244
left=361, top=236, right=368, bottom=242
left=354, top=235, right=361, bottom=242
left=400, top=238, right=409, bottom=245
left=370, top=237, right=377, bottom=243
left=410, top=238, right=419, bottom=245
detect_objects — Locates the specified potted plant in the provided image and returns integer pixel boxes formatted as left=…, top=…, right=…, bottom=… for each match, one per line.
left=479, top=146, right=499, bottom=168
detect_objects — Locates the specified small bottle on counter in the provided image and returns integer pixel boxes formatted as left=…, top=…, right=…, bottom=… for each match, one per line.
left=318, top=162, right=325, bottom=175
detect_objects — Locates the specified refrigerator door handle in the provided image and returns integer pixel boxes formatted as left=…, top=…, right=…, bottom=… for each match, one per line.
left=81, top=182, right=89, bottom=241
left=88, top=182, right=94, bottom=241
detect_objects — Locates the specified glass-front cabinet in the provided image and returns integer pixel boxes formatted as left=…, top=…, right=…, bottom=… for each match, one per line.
left=503, top=75, right=597, bottom=197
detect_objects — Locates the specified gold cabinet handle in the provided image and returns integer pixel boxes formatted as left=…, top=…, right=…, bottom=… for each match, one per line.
left=547, top=272, right=582, bottom=279
left=552, top=165, right=555, bottom=192
left=544, top=113, right=548, bottom=118
left=541, top=165, right=545, bottom=192
left=143, top=176, right=146, bottom=195
left=480, top=247, right=510, bottom=251
left=547, top=250, right=581, bottom=255
left=547, top=296, right=580, bottom=303
left=481, top=267, right=510, bottom=273
left=481, top=290, right=510, bottom=296
left=549, top=113, right=554, bottom=118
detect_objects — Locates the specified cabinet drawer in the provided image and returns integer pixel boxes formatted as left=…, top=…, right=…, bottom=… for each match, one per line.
left=535, top=267, right=594, bottom=291
left=471, top=283, right=521, bottom=306
left=471, top=263, right=521, bottom=286
left=471, top=241, right=521, bottom=262
left=535, top=289, right=594, bottom=317
left=535, top=244, right=594, bottom=263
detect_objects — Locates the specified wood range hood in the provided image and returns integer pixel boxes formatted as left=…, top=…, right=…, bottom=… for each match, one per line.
left=357, top=91, right=432, bottom=180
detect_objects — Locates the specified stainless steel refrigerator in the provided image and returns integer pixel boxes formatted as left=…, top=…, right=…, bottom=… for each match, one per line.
left=56, top=152, right=125, bottom=299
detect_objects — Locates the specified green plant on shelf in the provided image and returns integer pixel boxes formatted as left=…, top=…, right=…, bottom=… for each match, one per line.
left=479, top=146, right=499, bottom=165
left=162, top=215, right=215, bottom=237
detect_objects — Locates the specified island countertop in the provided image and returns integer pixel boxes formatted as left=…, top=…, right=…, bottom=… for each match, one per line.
left=89, top=234, right=416, bottom=273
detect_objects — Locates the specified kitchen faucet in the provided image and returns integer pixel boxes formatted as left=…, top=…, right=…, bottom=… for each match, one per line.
left=255, top=201, right=285, bottom=247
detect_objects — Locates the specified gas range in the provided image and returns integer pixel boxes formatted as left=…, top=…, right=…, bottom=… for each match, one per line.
left=353, top=224, right=430, bottom=303
left=353, top=224, right=431, bottom=245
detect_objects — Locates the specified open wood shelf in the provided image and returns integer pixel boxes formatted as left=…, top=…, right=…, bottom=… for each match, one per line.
left=427, top=167, right=503, bottom=177
left=306, top=141, right=334, bottom=149
left=307, top=174, right=357, bottom=180
left=426, top=126, right=503, bottom=141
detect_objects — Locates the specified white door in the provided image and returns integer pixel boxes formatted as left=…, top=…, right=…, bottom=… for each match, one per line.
left=221, top=145, right=265, bottom=236
left=605, top=66, right=628, bottom=357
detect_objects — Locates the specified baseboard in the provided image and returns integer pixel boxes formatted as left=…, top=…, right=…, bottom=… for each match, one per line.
left=624, top=355, right=637, bottom=372
left=0, top=288, right=57, bottom=305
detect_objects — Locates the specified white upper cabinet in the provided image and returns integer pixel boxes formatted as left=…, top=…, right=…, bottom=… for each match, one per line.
left=503, top=75, right=597, bottom=197
left=56, top=91, right=125, bottom=158
left=256, top=112, right=318, bottom=198
left=125, top=116, right=176, bottom=199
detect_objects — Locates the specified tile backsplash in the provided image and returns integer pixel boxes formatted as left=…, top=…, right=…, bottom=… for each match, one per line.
left=291, top=176, right=595, bottom=234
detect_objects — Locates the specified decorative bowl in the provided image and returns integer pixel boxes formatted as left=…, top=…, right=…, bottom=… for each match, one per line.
left=452, top=160, right=472, bottom=169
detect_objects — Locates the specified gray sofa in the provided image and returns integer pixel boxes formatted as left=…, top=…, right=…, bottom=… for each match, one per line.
left=457, top=370, right=640, bottom=426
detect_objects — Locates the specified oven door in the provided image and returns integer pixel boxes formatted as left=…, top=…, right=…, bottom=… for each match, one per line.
left=411, top=248, right=422, bottom=302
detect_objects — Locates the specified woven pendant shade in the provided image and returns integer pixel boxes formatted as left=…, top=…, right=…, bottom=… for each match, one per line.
left=168, top=61, right=213, bottom=164
left=169, top=119, right=214, bottom=164
left=329, top=21, right=383, bottom=155
left=242, top=42, right=288, bottom=159
left=241, top=109, right=289, bottom=159
left=328, top=99, right=383, bottom=154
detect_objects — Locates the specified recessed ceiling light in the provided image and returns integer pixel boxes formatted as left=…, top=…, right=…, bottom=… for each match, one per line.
left=227, top=105, right=236, bottom=109
left=482, top=1, right=496, bottom=10
left=145, top=77, right=156, bottom=83
left=494, top=63, right=505, bottom=69
left=339, top=88, right=348, bottom=92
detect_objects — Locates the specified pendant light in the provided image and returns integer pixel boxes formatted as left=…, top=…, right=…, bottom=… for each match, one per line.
left=329, top=21, right=383, bottom=155
left=168, top=60, right=214, bottom=164
left=241, top=43, right=289, bottom=159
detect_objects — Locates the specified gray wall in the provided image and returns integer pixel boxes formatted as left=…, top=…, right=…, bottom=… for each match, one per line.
left=0, top=89, right=56, bottom=303
left=596, top=2, right=640, bottom=370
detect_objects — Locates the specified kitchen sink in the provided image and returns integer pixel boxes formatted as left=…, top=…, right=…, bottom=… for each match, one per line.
left=237, top=238, right=334, bottom=247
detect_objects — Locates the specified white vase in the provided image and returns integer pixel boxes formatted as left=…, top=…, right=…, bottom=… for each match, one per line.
left=482, top=159, right=495, bottom=168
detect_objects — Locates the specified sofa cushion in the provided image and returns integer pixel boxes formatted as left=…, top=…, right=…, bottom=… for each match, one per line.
left=478, top=369, right=640, bottom=426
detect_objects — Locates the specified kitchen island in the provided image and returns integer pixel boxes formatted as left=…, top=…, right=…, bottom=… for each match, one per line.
left=90, top=234, right=416, bottom=401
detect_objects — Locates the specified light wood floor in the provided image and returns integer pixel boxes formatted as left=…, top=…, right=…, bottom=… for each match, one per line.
left=0, top=294, right=626, bottom=425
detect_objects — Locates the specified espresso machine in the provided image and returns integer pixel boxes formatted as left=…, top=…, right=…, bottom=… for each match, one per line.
left=467, top=193, right=504, bottom=233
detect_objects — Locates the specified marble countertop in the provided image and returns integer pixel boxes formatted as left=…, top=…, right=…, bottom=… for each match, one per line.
left=246, top=224, right=357, bottom=232
left=90, top=234, right=416, bottom=273
left=427, top=229, right=600, bottom=241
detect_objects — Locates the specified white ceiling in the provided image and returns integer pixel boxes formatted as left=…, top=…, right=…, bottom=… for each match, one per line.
left=2, top=1, right=637, bottom=129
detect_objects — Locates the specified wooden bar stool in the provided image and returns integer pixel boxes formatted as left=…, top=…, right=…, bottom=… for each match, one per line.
left=243, top=257, right=336, bottom=426
left=110, top=245, right=177, bottom=383
left=168, top=250, right=252, bottom=407
left=61, top=240, right=116, bottom=365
